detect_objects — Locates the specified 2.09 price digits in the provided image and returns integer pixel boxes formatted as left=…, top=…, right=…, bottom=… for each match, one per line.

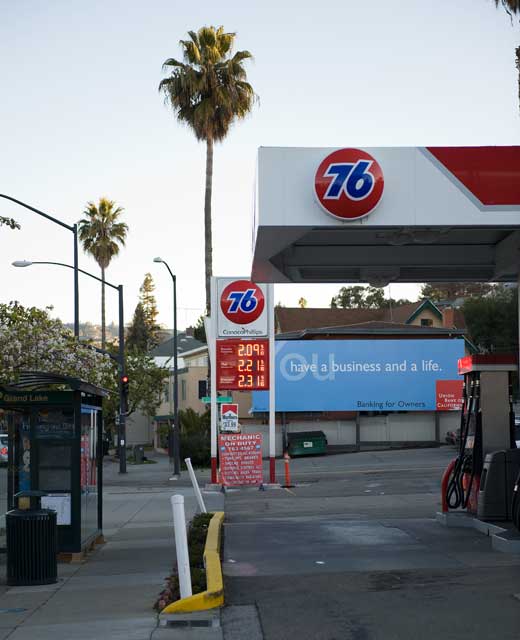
left=237, top=342, right=264, bottom=357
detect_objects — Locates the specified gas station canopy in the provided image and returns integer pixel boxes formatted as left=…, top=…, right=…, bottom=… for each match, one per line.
left=251, top=147, right=520, bottom=286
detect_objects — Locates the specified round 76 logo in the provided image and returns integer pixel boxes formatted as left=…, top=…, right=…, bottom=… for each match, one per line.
left=314, top=148, right=384, bottom=220
left=220, top=280, right=265, bottom=325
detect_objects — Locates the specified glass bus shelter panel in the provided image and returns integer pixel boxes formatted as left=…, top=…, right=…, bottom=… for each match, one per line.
left=35, top=407, right=75, bottom=529
left=36, top=407, right=74, bottom=489
left=1, top=408, right=32, bottom=510
left=80, top=405, right=99, bottom=545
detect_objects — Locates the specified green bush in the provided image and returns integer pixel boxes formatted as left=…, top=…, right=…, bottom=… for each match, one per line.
left=179, top=408, right=210, bottom=468
left=157, top=423, right=169, bottom=449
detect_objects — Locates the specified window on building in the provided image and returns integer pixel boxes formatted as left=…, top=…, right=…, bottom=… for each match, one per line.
left=181, top=380, right=187, bottom=401
left=421, top=318, right=433, bottom=327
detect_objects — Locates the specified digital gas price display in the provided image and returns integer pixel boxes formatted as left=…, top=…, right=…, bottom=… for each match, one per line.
left=216, top=339, right=270, bottom=391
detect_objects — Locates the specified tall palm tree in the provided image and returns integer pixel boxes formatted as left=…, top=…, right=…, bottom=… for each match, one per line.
left=78, top=198, right=128, bottom=349
left=159, top=26, right=257, bottom=311
left=494, top=0, right=520, bottom=110
left=495, top=0, right=520, bottom=14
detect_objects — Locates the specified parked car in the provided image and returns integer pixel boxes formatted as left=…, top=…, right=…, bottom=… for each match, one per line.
left=0, top=433, right=8, bottom=464
left=514, top=416, right=520, bottom=448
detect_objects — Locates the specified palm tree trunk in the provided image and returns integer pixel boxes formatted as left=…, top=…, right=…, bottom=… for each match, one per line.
left=516, top=46, right=520, bottom=113
left=101, top=266, right=106, bottom=350
left=204, top=137, right=214, bottom=313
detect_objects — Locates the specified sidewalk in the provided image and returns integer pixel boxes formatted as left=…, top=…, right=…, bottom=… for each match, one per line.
left=0, top=454, right=223, bottom=640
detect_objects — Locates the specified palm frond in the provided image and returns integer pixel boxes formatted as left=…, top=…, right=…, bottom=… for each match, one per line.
left=78, top=197, right=127, bottom=270
left=159, top=26, right=257, bottom=143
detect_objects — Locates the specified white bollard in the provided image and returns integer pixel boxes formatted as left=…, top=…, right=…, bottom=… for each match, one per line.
left=185, top=457, right=207, bottom=514
left=170, top=495, right=192, bottom=599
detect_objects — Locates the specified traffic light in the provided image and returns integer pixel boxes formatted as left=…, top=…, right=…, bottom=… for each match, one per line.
left=198, top=379, right=208, bottom=399
left=121, top=375, right=129, bottom=412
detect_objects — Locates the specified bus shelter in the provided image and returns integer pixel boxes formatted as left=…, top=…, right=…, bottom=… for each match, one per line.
left=0, top=372, right=108, bottom=554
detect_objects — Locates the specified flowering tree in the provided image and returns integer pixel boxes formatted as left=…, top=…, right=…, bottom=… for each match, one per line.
left=0, top=216, right=20, bottom=230
left=0, top=302, right=115, bottom=386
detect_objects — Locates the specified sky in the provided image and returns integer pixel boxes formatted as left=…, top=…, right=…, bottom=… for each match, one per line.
left=1, top=0, right=520, bottom=330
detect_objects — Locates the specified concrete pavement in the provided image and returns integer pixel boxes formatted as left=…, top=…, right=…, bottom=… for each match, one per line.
left=223, top=446, right=520, bottom=640
left=1, top=446, right=519, bottom=639
left=0, top=453, right=223, bottom=640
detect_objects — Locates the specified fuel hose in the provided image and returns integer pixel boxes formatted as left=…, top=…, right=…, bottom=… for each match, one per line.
left=446, top=380, right=477, bottom=510
left=512, top=469, right=520, bottom=533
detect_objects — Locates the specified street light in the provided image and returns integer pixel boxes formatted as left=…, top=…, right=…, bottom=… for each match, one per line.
left=12, top=259, right=128, bottom=474
left=1, top=194, right=79, bottom=337
left=153, top=256, right=180, bottom=477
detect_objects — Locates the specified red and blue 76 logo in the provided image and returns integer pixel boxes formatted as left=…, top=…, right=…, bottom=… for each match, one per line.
left=315, top=148, right=384, bottom=220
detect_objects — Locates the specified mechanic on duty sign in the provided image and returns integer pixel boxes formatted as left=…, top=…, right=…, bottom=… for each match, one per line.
left=218, top=433, right=263, bottom=486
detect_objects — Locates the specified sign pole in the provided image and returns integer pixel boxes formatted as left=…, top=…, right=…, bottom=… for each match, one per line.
left=268, top=283, right=276, bottom=483
left=210, top=276, right=218, bottom=484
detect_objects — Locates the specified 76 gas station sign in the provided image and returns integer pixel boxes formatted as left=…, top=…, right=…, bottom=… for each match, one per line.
left=210, top=277, right=275, bottom=484
left=217, top=278, right=268, bottom=338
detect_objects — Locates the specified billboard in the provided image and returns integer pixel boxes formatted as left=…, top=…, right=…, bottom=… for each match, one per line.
left=251, top=339, right=465, bottom=412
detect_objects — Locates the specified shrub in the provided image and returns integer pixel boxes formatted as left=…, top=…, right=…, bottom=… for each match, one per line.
left=179, top=408, right=210, bottom=468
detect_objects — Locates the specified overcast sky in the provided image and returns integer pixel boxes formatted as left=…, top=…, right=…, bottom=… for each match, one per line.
left=1, top=0, right=519, bottom=329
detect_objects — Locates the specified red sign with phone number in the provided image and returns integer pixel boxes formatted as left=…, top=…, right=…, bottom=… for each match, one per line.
left=219, top=433, right=263, bottom=486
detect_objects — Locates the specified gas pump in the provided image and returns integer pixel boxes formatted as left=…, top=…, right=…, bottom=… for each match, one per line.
left=444, top=355, right=520, bottom=524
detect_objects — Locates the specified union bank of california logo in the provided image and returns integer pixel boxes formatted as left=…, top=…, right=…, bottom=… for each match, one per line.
left=314, top=148, right=384, bottom=220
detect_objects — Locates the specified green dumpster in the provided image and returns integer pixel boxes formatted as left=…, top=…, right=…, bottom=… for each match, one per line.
left=287, top=431, right=327, bottom=457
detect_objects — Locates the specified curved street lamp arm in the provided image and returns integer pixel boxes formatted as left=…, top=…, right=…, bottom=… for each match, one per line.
left=161, top=260, right=176, bottom=283
left=0, top=194, right=74, bottom=232
left=29, top=261, right=120, bottom=290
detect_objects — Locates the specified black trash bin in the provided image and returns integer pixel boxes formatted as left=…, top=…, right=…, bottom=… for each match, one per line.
left=6, top=491, right=57, bottom=586
left=133, top=445, right=145, bottom=463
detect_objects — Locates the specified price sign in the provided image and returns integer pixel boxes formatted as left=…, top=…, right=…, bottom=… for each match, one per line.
left=216, top=339, right=269, bottom=390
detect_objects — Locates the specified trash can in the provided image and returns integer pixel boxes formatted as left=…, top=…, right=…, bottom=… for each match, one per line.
left=133, top=445, right=145, bottom=463
left=287, top=431, right=328, bottom=457
left=6, top=491, right=57, bottom=586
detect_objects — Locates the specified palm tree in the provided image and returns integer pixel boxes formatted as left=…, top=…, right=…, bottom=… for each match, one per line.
left=78, top=198, right=128, bottom=349
left=159, top=26, right=257, bottom=311
left=494, top=0, right=520, bottom=110
left=495, top=0, right=520, bottom=14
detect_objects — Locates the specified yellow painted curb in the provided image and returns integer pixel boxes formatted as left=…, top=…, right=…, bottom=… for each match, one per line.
left=161, top=511, right=224, bottom=614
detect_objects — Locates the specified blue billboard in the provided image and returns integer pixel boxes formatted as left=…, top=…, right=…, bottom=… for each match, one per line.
left=252, top=339, right=465, bottom=412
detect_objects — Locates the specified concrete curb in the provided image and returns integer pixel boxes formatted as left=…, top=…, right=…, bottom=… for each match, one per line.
left=161, top=512, right=225, bottom=614
left=436, top=511, right=520, bottom=553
